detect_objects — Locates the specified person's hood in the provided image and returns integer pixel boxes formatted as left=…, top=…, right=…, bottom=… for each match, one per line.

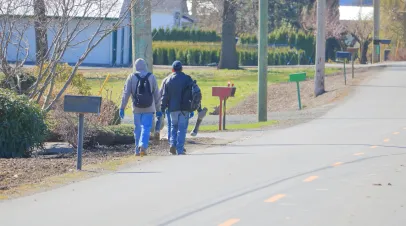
left=134, top=58, right=149, bottom=77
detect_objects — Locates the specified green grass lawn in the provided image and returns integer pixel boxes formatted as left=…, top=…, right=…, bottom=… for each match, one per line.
left=84, top=67, right=340, bottom=115
left=188, top=120, right=278, bottom=132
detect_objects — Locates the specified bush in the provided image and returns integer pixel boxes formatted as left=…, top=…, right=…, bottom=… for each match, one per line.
left=33, top=63, right=91, bottom=96
left=48, top=97, right=121, bottom=147
left=0, top=89, right=48, bottom=158
left=0, top=71, right=37, bottom=94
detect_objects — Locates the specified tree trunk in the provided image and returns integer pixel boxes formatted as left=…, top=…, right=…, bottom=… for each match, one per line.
left=34, top=0, right=48, bottom=65
left=192, top=0, right=197, bottom=16
left=360, top=40, right=370, bottom=64
left=314, top=0, right=326, bottom=97
left=218, top=0, right=238, bottom=69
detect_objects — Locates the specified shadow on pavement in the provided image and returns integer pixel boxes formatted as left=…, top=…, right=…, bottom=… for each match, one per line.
left=351, top=84, right=406, bottom=89
left=189, top=153, right=252, bottom=156
left=223, top=144, right=406, bottom=149
left=115, top=172, right=161, bottom=174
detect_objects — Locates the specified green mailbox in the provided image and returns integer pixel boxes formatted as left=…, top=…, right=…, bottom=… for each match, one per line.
left=289, top=72, right=306, bottom=110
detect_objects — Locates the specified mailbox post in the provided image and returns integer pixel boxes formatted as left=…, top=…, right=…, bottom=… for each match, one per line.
left=373, top=39, right=391, bottom=63
left=212, top=86, right=236, bottom=130
left=64, top=95, right=102, bottom=170
left=289, top=73, right=306, bottom=110
left=347, top=47, right=359, bottom=79
left=336, top=51, right=351, bottom=85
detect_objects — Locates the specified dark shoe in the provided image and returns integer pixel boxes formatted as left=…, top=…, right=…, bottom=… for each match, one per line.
left=140, top=147, right=147, bottom=157
left=154, top=132, right=160, bottom=141
left=169, top=146, right=176, bottom=155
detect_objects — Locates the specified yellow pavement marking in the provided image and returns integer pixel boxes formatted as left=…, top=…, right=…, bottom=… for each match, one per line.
left=354, top=153, right=364, bottom=156
left=218, top=219, right=240, bottom=226
left=264, top=194, right=286, bottom=203
left=332, top=162, right=343, bottom=167
left=384, top=139, right=390, bottom=142
left=370, top=146, right=378, bottom=149
left=393, top=132, right=400, bottom=135
left=303, top=176, right=319, bottom=182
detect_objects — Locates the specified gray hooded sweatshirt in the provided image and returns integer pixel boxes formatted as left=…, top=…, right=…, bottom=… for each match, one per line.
left=120, top=59, right=160, bottom=113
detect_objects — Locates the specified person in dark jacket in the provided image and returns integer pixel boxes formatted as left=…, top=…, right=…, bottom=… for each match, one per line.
left=161, top=61, right=193, bottom=155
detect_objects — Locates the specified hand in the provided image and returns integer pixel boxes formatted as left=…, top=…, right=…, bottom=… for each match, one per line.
left=119, top=109, right=125, bottom=119
left=156, top=111, right=163, bottom=117
left=189, top=111, right=194, bottom=119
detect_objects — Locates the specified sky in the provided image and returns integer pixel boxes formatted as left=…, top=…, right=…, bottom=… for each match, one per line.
left=185, top=1, right=373, bottom=21
left=339, top=0, right=373, bottom=6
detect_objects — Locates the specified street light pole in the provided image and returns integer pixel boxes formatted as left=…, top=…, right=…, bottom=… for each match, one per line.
left=314, top=0, right=326, bottom=96
left=258, top=0, right=268, bottom=122
left=372, top=0, right=380, bottom=63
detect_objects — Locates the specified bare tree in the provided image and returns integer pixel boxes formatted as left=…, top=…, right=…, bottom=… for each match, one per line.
left=34, top=0, right=48, bottom=64
left=0, top=0, right=144, bottom=112
left=301, top=1, right=346, bottom=41
left=218, top=0, right=238, bottom=69
left=344, top=9, right=373, bottom=64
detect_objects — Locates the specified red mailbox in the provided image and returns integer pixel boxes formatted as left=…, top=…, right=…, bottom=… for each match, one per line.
left=212, top=86, right=237, bottom=130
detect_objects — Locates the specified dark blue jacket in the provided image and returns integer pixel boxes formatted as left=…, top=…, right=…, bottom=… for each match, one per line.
left=160, top=72, right=193, bottom=112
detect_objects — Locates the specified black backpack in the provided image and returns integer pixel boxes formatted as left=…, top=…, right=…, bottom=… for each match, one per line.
left=132, top=73, right=153, bottom=108
left=181, top=80, right=202, bottom=112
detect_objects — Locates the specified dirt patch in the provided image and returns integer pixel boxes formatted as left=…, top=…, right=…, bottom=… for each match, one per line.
left=0, top=137, right=218, bottom=197
left=228, top=68, right=374, bottom=115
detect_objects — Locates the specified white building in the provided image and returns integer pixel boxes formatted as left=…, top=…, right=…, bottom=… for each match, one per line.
left=4, top=0, right=194, bottom=67
left=116, top=0, right=192, bottom=66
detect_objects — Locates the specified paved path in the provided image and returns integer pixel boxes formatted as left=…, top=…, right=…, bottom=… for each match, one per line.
left=3, top=65, right=406, bottom=226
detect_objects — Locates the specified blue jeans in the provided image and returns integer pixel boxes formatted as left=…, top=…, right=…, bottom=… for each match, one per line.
left=169, top=111, right=189, bottom=154
left=133, top=113, right=153, bottom=154
left=167, top=111, right=189, bottom=143
left=166, top=110, right=171, bottom=141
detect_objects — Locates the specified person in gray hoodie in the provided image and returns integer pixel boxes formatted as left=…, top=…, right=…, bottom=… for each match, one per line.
left=119, top=58, right=161, bottom=156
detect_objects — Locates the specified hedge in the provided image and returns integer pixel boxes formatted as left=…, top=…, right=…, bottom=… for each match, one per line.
left=239, top=27, right=315, bottom=62
left=152, top=45, right=308, bottom=66
left=153, top=27, right=221, bottom=42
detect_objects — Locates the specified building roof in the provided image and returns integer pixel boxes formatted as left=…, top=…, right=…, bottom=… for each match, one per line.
left=1, top=0, right=186, bottom=20
left=0, top=0, right=123, bottom=19
left=120, top=0, right=187, bottom=18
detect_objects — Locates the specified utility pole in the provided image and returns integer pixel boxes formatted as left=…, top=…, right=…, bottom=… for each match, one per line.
left=372, top=0, right=380, bottom=63
left=131, top=0, right=153, bottom=72
left=258, top=0, right=268, bottom=122
left=314, top=0, right=326, bottom=97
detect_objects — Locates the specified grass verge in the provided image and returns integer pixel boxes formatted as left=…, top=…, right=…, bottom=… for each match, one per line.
left=84, top=67, right=340, bottom=115
left=188, top=120, right=278, bottom=132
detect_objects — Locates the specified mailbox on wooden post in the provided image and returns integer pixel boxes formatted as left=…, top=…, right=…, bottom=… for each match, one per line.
left=336, top=51, right=351, bottom=85
left=347, top=47, right=359, bottom=79
left=64, top=95, right=102, bottom=170
left=212, top=86, right=236, bottom=130
left=289, top=72, right=306, bottom=110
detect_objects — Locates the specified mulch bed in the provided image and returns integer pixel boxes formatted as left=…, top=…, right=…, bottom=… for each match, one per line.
left=0, top=137, right=215, bottom=192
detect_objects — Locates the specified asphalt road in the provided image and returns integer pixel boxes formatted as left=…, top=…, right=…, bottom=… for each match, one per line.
left=2, top=66, right=406, bottom=226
